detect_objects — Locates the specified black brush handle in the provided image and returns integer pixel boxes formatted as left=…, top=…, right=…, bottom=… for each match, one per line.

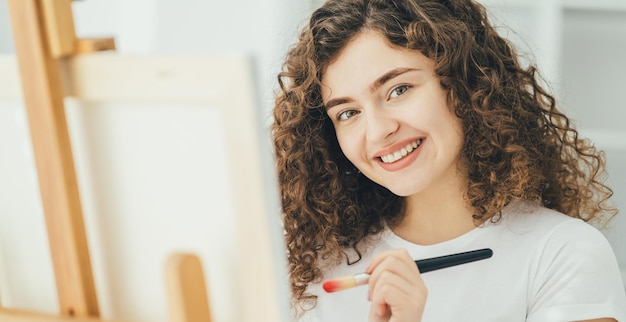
left=415, top=248, right=493, bottom=273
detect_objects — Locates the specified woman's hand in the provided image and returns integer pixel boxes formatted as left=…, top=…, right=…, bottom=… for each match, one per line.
left=366, top=249, right=427, bottom=322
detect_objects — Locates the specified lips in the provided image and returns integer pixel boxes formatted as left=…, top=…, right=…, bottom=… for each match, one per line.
left=379, top=138, right=423, bottom=164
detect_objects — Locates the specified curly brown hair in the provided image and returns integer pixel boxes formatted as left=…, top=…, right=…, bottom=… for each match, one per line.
left=271, top=0, right=616, bottom=308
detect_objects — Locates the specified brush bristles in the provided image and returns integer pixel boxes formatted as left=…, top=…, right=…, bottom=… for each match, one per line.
left=322, top=273, right=370, bottom=293
left=323, top=276, right=356, bottom=293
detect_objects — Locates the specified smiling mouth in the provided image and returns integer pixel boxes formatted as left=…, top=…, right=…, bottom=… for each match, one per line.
left=380, top=139, right=423, bottom=164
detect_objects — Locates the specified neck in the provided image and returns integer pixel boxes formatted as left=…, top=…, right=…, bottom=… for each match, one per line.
left=391, top=172, right=476, bottom=245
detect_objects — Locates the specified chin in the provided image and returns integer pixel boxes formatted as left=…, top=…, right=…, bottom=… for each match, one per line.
left=386, top=185, right=421, bottom=197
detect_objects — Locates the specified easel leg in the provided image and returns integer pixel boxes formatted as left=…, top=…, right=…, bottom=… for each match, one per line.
left=6, top=0, right=99, bottom=317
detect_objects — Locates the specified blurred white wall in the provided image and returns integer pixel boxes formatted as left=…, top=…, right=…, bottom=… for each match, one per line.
left=559, top=7, right=626, bottom=278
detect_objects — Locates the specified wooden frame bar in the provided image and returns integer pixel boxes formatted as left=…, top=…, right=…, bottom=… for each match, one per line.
left=6, top=0, right=99, bottom=317
left=166, top=254, right=213, bottom=322
left=0, top=309, right=125, bottom=322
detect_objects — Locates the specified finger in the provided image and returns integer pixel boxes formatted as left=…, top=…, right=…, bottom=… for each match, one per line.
left=370, top=271, right=416, bottom=306
left=368, top=302, right=390, bottom=322
left=367, top=249, right=421, bottom=299
left=366, top=249, right=414, bottom=274
left=370, top=276, right=427, bottom=321
left=368, top=249, right=419, bottom=282
left=366, top=251, right=428, bottom=321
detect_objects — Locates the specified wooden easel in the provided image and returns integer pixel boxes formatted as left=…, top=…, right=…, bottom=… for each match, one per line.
left=2, top=1, right=213, bottom=321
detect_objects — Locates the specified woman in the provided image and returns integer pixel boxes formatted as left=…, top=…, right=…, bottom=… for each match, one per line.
left=272, top=0, right=626, bottom=321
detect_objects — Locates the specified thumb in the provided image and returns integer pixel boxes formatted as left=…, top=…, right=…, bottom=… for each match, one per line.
left=368, top=303, right=390, bottom=322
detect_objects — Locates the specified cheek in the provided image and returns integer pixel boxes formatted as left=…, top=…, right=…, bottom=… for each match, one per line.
left=336, top=136, right=353, bottom=158
left=447, top=118, right=465, bottom=158
left=448, top=109, right=464, bottom=141
left=336, top=131, right=361, bottom=163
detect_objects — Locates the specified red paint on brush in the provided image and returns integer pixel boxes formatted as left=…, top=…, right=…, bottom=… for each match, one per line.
left=322, top=274, right=368, bottom=293
left=322, top=280, right=342, bottom=293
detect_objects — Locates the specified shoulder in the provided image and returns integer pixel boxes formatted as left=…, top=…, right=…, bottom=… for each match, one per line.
left=496, top=202, right=623, bottom=286
left=499, top=202, right=613, bottom=259
left=504, top=203, right=626, bottom=320
left=499, top=201, right=601, bottom=240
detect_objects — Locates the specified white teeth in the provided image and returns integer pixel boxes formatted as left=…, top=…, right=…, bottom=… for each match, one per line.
left=380, top=139, right=422, bottom=164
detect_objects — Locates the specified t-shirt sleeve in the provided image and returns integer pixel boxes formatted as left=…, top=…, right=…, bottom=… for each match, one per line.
left=526, top=219, right=626, bottom=322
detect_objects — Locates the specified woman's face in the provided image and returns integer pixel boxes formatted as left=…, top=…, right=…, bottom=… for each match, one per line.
left=321, top=30, right=465, bottom=197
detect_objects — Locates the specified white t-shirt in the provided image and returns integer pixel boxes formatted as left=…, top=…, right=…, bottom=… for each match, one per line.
left=297, top=202, right=626, bottom=321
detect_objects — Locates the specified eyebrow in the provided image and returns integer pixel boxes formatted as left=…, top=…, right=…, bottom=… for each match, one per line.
left=324, top=67, right=419, bottom=110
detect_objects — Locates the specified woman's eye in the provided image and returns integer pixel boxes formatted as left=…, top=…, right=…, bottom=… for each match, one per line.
left=389, top=85, right=410, bottom=99
left=337, top=109, right=359, bottom=121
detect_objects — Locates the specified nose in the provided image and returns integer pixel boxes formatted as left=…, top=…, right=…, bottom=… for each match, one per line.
left=364, top=105, right=399, bottom=143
